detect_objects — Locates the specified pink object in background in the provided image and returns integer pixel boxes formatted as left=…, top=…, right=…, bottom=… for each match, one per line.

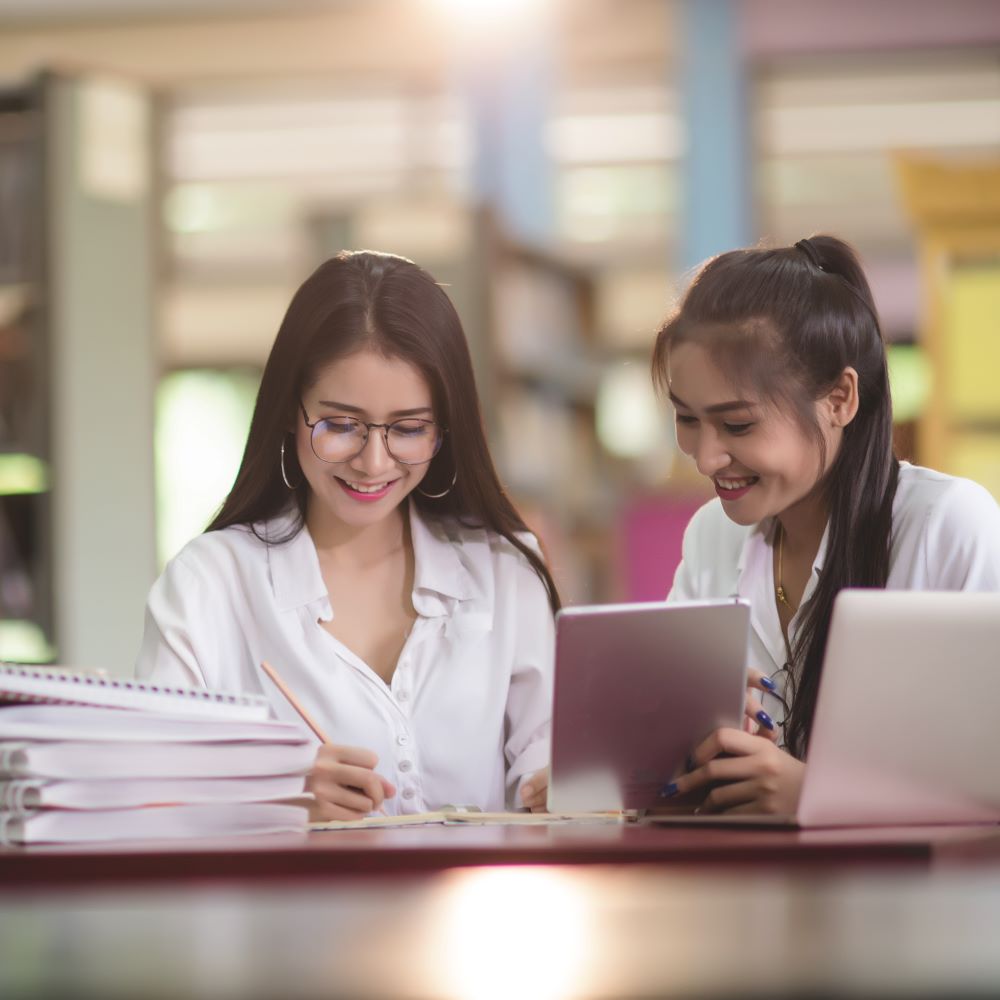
left=619, top=495, right=707, bottom=602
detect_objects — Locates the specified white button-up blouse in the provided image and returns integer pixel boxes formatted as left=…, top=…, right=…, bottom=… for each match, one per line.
left=135, top=503, right=555, bottom=814
left=667, top=463, right=1000, bottom=727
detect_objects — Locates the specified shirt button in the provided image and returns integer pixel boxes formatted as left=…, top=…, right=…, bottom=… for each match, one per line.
left=402, top=788, right=415, bottom=800
left=399, top=760, right=413, bottom=773
left=397, top=690, right=409, bottom=702
left=397, top=734, right=410, bottom=746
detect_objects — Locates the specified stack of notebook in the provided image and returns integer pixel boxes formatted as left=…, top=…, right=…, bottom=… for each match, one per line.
left=0, top=664, right=313, bottom=845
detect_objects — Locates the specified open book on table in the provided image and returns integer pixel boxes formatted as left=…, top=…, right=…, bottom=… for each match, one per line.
left=310, top=806, right=636, bottom=831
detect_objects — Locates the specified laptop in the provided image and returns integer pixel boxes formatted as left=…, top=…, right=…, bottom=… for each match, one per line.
left=648, top=589, right=1000, bottom=828
left=546, top=599, right=750, bottom=813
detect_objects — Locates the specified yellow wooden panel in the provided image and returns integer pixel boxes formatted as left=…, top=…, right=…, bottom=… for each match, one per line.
left=942, top=263, right=1000, bottom=421
left=950, top=434, right=1000, bottom=503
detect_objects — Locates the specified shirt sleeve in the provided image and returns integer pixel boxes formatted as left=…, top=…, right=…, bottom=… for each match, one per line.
left=134, top=553, right=214, bottom=689
left=502, top=546, right=556, bottom=808
left=922, top=478, right=1000, bottom=590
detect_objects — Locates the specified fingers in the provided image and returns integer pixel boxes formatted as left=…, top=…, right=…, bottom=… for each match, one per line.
left=671, top=751, right=755, bottom=797
left=696, top=779, right=761, bottom=813
left=314, top=762, right=387, bottom=807
left=690, top=727, right=764, bottom=768
left=743, top=692, right=763, bottom=732
left=659, top=728, right=772, bottom=800
left=520, top=768, right=549, bottom=812
left=311, top=781, right=383, bottom=819
left=660, top=727, right=800, bottom=813
left=659, top=723, right=805, bottom=816
left=745, top=668, right=780, bottom=742
left=746, top=667, right=773, bottom=693
left=309, top=744, right=395, bottom=818
left=521, top=787, right=548, bottom=811
left=315, top=744, right=378, bottom=769
left=743, top=692, right=779, bottom=742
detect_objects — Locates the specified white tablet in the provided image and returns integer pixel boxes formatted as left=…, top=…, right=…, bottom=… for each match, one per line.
left=547, top=599, right=750, bottom=812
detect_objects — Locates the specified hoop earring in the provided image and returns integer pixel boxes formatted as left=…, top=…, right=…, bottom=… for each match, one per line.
left=280, top=438, right=302, bottom=490
left=416, top=470, right=456, bottom=499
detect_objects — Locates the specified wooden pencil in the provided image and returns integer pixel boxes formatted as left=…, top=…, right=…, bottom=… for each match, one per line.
left=260, top=660, right=331, bottom=744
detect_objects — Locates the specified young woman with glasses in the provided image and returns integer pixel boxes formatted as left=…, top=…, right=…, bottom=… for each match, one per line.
left=137, top=251, right=559, bottom=820
left=654, top=235, right=1000, bottom=816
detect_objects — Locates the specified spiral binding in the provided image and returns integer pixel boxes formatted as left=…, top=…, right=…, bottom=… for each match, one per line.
left=0, top=664, right=255, bottom=706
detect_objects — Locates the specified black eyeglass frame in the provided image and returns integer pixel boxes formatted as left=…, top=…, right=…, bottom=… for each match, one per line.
left=298, top=402, right=447, bottom=466
left=764, top=663, right=795, bottom=738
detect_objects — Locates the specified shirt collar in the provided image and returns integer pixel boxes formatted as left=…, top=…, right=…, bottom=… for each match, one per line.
left=734, top=515, right=831, bottom=669
left=735, top=517, right=773, bottom=583
left=265, top=502, right=477, bottom=615
left=734, top=516, right=830, bottom=589
left=265, top=508, right=327, bottom=613
left=408, top=503, right=477, bottom=606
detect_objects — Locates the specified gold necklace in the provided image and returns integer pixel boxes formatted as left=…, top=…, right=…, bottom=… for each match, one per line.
left=775, top=523, right=794, bottom=611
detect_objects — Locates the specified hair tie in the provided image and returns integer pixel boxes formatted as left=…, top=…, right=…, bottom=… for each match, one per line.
left=795, top=237, right=883, bottom=330
left=794, top=238, right=824, bottom=270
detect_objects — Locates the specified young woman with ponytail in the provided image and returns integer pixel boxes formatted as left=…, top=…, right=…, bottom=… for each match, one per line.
left=653, top=235, right=1000, bottom=816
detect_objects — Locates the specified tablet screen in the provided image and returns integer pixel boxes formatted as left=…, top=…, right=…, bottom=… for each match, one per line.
left=547, top=599, right=750, bottom=812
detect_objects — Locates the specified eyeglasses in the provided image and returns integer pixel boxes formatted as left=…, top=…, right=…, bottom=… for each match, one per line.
left=299, top=402, right=445, bottom=466
left=765, top=663, right=796, bottom=739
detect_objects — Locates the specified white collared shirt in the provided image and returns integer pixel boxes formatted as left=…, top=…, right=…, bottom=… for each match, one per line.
left=135, top=503, right=555, bottom=814
left=667, top=463, right=1000, bottom=725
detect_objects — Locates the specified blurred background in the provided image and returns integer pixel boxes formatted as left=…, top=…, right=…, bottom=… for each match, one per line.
left=0, top=0, right=998, bottom=673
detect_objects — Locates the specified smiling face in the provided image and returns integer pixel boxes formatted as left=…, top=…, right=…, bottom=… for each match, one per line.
left=667, top=341, right=842, bottom=527
left=297, top=349, right=436, bottom=533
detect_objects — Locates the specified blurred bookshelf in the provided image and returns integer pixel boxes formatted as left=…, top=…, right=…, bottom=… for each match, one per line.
left=479, top=215, right=687, bottom=605
left=482, top=225, right=610, bottom=604
left=0, top=79, right=55, bottom=663
left=0, top=71, right=156, bottom=672
left=897, top=155, right=1000, bottom=501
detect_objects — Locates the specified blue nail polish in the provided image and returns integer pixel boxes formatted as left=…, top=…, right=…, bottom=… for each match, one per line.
left=684, top=754, right=696, bottom=773
left=760, top=677, right=778, bottom=692
left=756, top=709, right=775, bottom=731
left=659, top=782, right=679, bottom=798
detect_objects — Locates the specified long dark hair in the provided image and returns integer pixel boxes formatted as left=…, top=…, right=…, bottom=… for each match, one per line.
left=652, top=235, right=898, bottom=757
left=208, top=250, right=560, bottom=613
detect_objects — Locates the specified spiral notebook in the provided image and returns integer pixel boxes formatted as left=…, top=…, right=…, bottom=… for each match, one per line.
left=0, top=664, right=271, bottom=721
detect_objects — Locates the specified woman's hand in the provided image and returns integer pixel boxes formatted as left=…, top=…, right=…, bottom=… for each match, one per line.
left=520, top=767, right=549, bottom=812
left=743, top=667, right=780, bottom=742
left=306, top=744, right=396, bottom=822
left=666, top=728, right=805, bottom=815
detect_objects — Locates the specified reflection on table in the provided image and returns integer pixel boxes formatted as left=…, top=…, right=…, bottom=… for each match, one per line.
left=4, top=862, right=1000, bottom=999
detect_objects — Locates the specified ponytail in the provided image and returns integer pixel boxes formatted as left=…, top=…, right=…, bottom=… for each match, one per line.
left=782, top=237, right=899, bottom=756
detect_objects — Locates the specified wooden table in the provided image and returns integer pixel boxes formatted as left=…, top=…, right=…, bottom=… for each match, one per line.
left=4, top=823, right=1000, bottom=998
left=3, top=821, right=1000, bottom=886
